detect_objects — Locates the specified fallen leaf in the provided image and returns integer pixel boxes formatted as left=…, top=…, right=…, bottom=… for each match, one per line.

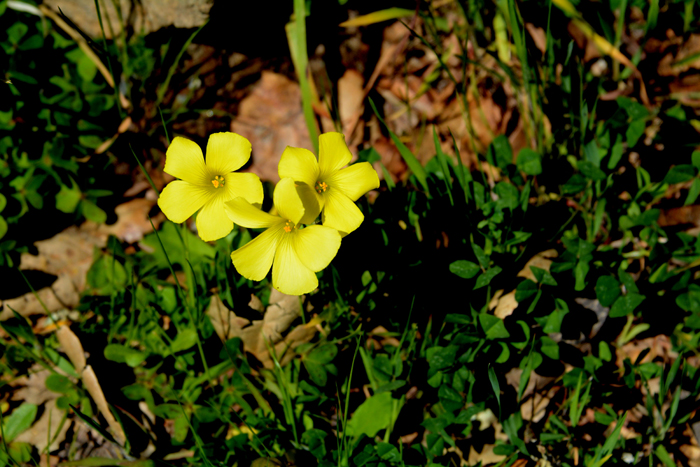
left=517, top=249, right=559, bottom=282
left=56, top=325, right=87, bottom=373
left=338, top=69, right=365, bottom=136
left=11, top=367, right=57, bottom=406
left=206, top=291, right=316, bottom=368
left=492, top=290, right=519, bottom=320
left=88, top=198, right=160, bottom=243
left=231, top=71, right=312, bottom=182
left=14, top=399, right=71, bottom=452
left=1, top=226, right=104, bottom=320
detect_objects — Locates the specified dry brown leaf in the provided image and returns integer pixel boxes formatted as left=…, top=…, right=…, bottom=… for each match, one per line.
left=658, top=34, right=700, bottom=77
left=338, top=69, right=365, bottom=136
left=82, top=365, right=126, bottom=445
left=467, top=444, right=507, bottom=465
left=56, top=325, right=86, bottom=373
left=87, top=198, right=160, bottom=243
left=1, top=226, right=105, bottom=320
left=206, top=291, right=316, bottom=368
left=493, top=290, right=519, bottom=320
left=517, top=249, right=559, bottom=282
left=42, top=0, right=211, bottom=38
left=231, top=72, right=312, bottom=182
left=11, top=367, right=58, bottom=406
left=14, top=399, right=71, bottom=452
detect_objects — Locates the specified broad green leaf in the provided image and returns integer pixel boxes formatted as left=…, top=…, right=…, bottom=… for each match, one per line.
left=609, top=293, right=645, bottom=317
left=515, top=279, right=537, bottom=302
left=475, top=266, right=502, bottom=290
left=479, top=314, right=510, bottom=339
left=491, top=135, right=513, bottom=169
left=171, top=329, right=198, bottom=353
left=45, top=374, right=73, bottom=394
left=346, top=392, right=394, bottom=438
left=56, top=180, right=82, bottom=213
left=449, top=260, right=480, bottom=279
left=495, top=182, right=519, bottom=210
left=104, top=344, right=148, bottom=367
left=578, top=160, right=606, bottom=181
left=595, top=275, right=621, bottom=307
left=663, top=165, right=697, bottom=184
left=2, top=403, right=37, bottom=443
left=516, top=148, right=542, bottom=175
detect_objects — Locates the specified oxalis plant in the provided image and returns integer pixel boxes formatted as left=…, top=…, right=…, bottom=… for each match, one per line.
left=157, top=131, right=379, bottom=295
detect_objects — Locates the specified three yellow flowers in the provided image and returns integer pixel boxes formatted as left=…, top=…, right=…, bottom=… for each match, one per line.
left=157, top=132, right=379, bottom=295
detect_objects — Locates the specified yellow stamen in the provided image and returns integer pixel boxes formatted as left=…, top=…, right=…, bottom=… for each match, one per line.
left=315, top=181, right=328, bottom=194
left=284, top=220, right=294, bottom=233
left=211, top=175, right=225, bottom=188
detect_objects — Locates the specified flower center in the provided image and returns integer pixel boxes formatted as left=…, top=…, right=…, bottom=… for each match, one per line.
left=211, top=175, right=225, bottom=188
left=315, top=181, right=328, bottom=194
left=283, top=220, right=295, bottom=233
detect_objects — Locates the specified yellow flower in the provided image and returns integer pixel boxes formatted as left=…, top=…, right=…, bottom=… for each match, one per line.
left=158, top=132, right=263, bottom=242
left=278, top=132, right=379, bottom=235
left=226, top=178, right=341, bottom=295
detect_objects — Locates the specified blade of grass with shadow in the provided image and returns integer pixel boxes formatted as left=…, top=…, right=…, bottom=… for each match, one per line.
left=368, top=97, right=428, bottom=193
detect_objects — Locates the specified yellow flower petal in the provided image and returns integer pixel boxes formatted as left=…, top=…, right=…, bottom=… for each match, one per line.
left=274, top=178, right=305, bottom=225
left=225, top=197, right=279, bottom=229
left=326, top=162, right=379, bottom=201
left=196, top=195, right=233, bottom=242
left=164, top=137, right=209, bottom=185
left=223, top=172, right=264, bottom=205
left=231, top=224, right=285, bottom=281
left=322, top=189, right=364, bottom=235
left=272, top=235, right=318, bottom=295
left=205, top=132, right=251, bottom=175
left=278, top=146, right=319, bottom=187
left=293, top=225, right=341, bottom=272
left=318, top=132, right=352, bottom=179
left=296, top=183, right=323, bottom=225
left=158, top=180, right=212, bottom=223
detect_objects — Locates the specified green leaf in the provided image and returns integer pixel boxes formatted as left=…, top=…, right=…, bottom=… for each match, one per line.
left=56, top=180, right=82, bottom=213
left=609, top=293, right=645, bottom=318
left=515, top=279, right=538, bottom=302
left=663, top=165, right=697, bottom=184
left=472, top=243, right=489, bottom=269
left=686, top=178, right=700, bottom=206
left=104, top=344, right=148, bottom=367
left=692, top=150, right=700, bottom=169
left=45, top=374, right=73, bottom=394
left=488, top=365, right=501, bottom=417
left=438, top=385, right=463, bottom=412
left=301, top=429, right=327, bottom=459
left=479, top=314, right=510, bottom=339
left=82, top=199, right=107, bottom=223
left=530, top=266, right=557, bottom=286
left=2, top=403, right=37, bottom=443
left=171, top=329, right=198, bottom=353
left=0, top=193, right=6, bottom=213
left=626, top=119, right=646, bottom=147
left=0, top=216, right=7, bottom=241
left=562, top=174, right=587, bottom=194
left=595, top=275, right=621, bottom=307
left=449, top=260, right=480, bottom=279
left=306, top=343, right=338, bottom=364
left=516, top=148, right=542, bottom=175
left=578, top=160, right=606, bottom=181
left=345, top=392, right=394, bottom=438
left=475, top=266, right=502, bottom=290
left=491, top=135, right=513, bottom=170
left=495, top=182, right=519, bottom=210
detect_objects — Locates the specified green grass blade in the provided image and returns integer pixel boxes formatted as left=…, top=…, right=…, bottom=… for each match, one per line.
left=368, top=97, right=429, bottom=193
left=286, top=0, right=318, bottom=153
